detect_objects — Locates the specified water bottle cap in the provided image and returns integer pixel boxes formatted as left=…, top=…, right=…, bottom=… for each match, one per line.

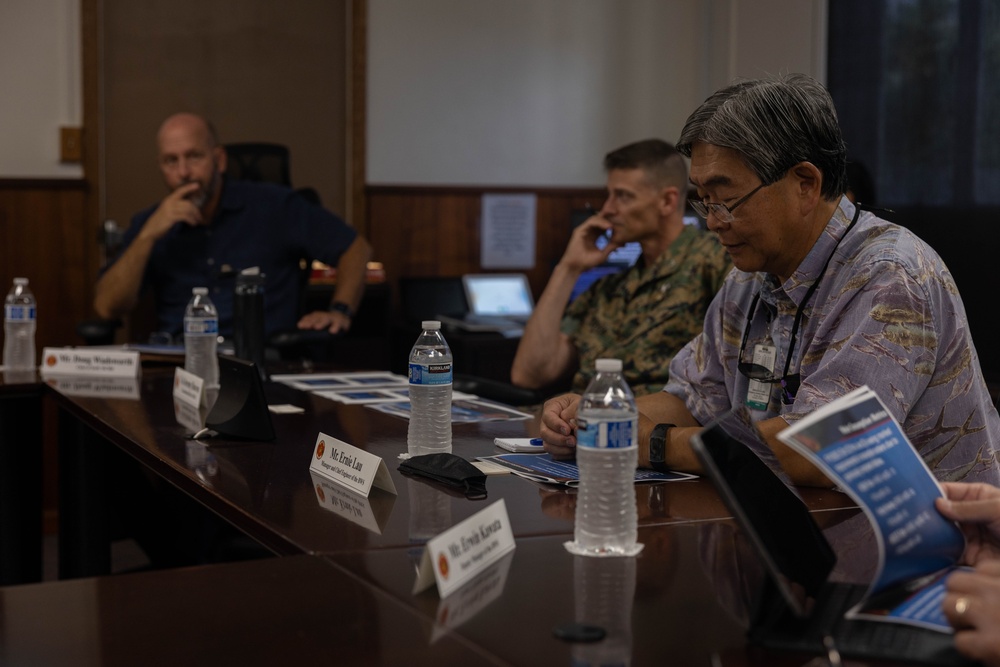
left=595, top=358, right=622, bottom=372
left=13, top=277, right=28, bottom=286
left=421, top=320, right=441, bottom=330
left=192, top=287, right=209, bottom=296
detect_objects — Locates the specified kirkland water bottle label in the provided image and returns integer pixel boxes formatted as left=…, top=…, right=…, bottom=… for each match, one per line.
left=5, top=305, right=36, bottom=321
left=184, top=318, right=219, bottom=335
left=408, top=362, right=453, bottom=386
left=576, top=418, right=635, bottom=449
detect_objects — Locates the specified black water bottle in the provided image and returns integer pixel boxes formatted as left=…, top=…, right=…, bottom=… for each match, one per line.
left=234, top=270, right=268, bottom=380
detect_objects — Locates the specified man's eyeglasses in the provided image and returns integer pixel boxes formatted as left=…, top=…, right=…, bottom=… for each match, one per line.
left=690, top=181, right=768, bottom=223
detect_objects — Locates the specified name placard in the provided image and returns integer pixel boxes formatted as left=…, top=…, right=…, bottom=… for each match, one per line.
left=308, top=433, right=397, bottom=498
left=431, top=551, right=513, bottom=642
left=41, top=347, right=139, bottom=378
left=173, top=396, right=206, bottom=433
left=309, top=471, right=396, bottom=535
left=173, top=367, right=205, bottom=408
left=44, top=375, right=140, bottom=400
left=413, top=499, right=516, bottom=599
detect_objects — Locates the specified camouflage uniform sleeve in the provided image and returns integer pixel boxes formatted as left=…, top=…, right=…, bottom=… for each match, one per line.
left=705, top=237, right=733, bottom=295
left=560, top=280, right=590, bottom=338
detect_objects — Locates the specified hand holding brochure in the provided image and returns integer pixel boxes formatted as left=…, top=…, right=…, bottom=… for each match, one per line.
left=777, top=385, right=966, bottom=632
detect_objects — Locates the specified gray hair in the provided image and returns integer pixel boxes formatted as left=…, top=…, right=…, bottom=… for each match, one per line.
left=676, top=74, right=847, bottom=200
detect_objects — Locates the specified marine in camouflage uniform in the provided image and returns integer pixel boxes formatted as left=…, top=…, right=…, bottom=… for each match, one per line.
left=562, top=223, right=731, bottom=396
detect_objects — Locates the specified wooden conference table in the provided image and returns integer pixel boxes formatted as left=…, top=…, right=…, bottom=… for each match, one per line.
left=30, top=366, right=920, bottom=665
left=0, top=369, right=44, bottom=585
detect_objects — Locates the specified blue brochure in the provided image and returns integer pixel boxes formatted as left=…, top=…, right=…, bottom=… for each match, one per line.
left=778, top=385, right=966, bottom=632
left=478, top=452, right=696, bottom=487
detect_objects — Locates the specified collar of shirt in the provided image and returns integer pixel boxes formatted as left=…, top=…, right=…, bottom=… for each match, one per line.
left=760, top=196, right=856, bottom=312
left=216, top=176, right=249, bottom=219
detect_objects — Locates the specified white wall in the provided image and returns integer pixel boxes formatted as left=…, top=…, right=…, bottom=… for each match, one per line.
left=368, top=0, right=827, bottom=186
left=0, top=0, right=826, bottom=183
left=0, top=0, right=82, bottom=178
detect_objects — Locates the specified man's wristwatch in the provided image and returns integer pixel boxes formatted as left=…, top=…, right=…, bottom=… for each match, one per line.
left=328, top=301, right=354, bottom=319
left=648, top=423, right=675, bottom=473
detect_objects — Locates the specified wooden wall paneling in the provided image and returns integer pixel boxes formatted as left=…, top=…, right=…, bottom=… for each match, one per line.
left=367, top=186, right=606, bottom=316
left=348, top=0, right=367, bottom=233
left=0, top=181, right=90, bottom=535
left=0, top=183, right=90, bottom=352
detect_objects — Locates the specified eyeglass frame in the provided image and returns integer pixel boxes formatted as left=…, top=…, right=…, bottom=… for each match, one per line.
left=689, top=181, right=769, bottom=223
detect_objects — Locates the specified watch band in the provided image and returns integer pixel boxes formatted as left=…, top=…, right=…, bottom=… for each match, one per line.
left=648, top=423, right=675, bottom=473
left=328, top=301, right=354, bottom=319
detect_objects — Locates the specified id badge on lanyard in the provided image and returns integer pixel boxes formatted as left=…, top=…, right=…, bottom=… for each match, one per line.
left=745, top=344, right=776, bottom=411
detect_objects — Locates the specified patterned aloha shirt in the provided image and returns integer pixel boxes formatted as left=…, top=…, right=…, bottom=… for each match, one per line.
left=562, top=224, right=731, bottom=396
left=665, top=197, right=1000, bottom=484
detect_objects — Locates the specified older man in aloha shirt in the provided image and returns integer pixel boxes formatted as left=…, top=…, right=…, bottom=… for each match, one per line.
left=665, top=197, right=1000, bottom=484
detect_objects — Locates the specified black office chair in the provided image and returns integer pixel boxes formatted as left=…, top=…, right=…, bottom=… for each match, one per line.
left=225, top=142, right=291, bottom=186
left=225, top=142, right=322, bottom=207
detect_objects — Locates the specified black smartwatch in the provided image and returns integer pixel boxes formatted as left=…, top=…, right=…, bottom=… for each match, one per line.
left=328, top=301, right=354, bottom=319
left=648, top=423, right=675, bottom=473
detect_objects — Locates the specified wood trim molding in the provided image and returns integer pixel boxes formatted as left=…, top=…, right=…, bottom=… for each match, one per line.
left=348, top=0, right=367, bottom=233
left=82, top=0, right=103, bottom=283
left=366, top=184, right=606, bottom=196
left=0, top=179, right=86, bottom=189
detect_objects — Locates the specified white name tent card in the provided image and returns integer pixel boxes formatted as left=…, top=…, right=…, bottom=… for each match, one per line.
left=308, top=433, right=397, bottom=498
left=430, top=550, right=514, bottom=642
left=44, top=375, right=140, bottom=400
left=412, top=498, right=516, bottom=598
left=173, top=367, right=206, bottom=408
left=40, top=347, right=139, bottom=378
left=173, top=395, right=206, bottom=433
left=309, top=471, right=396, bottom=535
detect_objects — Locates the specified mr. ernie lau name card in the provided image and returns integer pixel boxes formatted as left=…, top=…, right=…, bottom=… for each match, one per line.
left=413, top=499, right=516, bottom=599
left=41, top=347, right=139, bottom=378
left=308, top=433, right=396, bottom=498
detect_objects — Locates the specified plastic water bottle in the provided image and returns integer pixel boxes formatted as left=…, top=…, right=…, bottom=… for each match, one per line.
left=566, top=358, right=643, bottom=557
left=407, top=320, right=453, bottom=456
left=572, top=554, right=636, bottom=665
left=184, top=287, right=219, bottom=388
left=3, top=277, right=37, bottom=371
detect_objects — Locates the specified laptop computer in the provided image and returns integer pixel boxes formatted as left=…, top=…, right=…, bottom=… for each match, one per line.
left=690, top=416, right=973, bottom=666
left=437, top=273, right=534, bottom=332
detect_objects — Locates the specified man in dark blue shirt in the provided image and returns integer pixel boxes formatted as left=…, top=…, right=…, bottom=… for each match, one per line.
left=94, top=112, right=372, bottom=339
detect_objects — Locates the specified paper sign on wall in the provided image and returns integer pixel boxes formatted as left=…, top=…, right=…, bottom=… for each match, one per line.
left=308, top=433, right=397, bottom=498
left=413, top=498, right=516, bottom=599
left=480, top=193, right=536, bottom=269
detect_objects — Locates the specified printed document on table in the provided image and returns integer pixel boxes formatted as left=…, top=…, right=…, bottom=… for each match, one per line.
left=477, top=452, right=696, bottom=487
